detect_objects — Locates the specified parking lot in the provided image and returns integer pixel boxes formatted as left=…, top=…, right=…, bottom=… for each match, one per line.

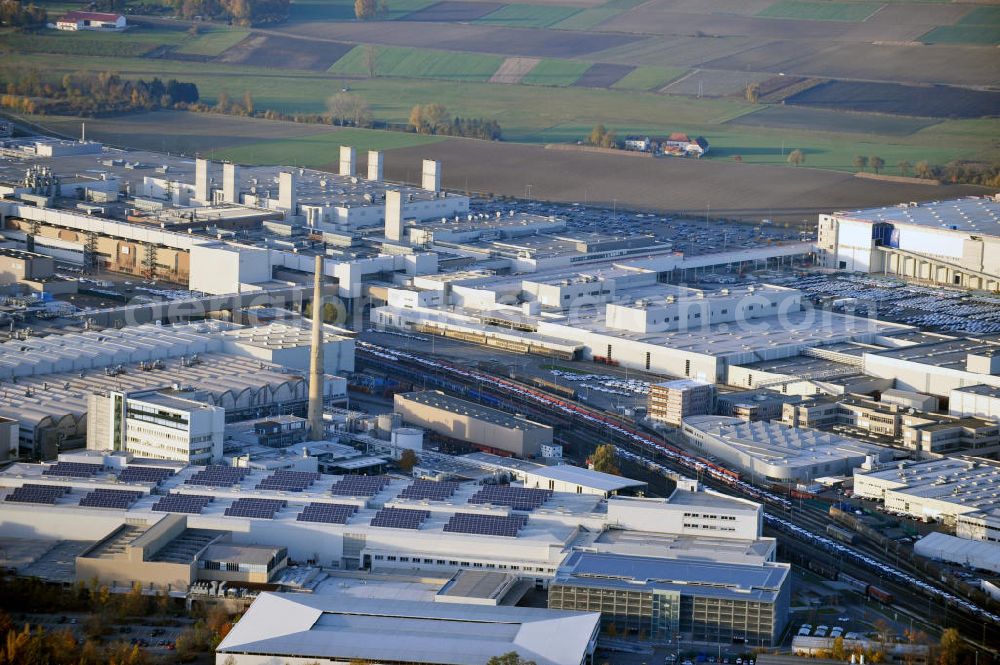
left=778, top=273, right=1000, bottom=335
left=471, top=198, right=810, bottom=257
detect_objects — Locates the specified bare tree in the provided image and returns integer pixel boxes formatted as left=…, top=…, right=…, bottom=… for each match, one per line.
left=787, top=149, right=804, bottom=167
left=326, top=92, right=372, bottom=127
left=852, top=154, right=868, bottom=172
left=897, top=159, right=912, bottom=177
left=870, top=155, right=885, bottom=175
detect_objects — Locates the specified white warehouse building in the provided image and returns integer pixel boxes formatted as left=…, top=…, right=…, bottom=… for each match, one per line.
left=817, top=196, right=1000, bottom=291
left=681, top=415, right=891, bottom=483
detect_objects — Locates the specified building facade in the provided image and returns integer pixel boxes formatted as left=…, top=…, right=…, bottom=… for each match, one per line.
left=87, top=389, right=224, bottom=463
left=549, top=551, right=789, bottom=646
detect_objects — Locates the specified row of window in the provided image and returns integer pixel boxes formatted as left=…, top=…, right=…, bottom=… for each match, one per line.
left=371, top=553, right=553, bottom=574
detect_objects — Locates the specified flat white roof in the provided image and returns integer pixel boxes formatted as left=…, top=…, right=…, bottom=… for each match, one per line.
left=528, top=464, right=646, bottom=493
left=835, top=197, right=1000, bottom=238
left=217, top=592, right=599, bottom=665
left=684, top=415, right=883, bottom=467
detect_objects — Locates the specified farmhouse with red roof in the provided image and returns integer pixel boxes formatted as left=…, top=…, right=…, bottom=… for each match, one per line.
left=55, top=11, right=127, bottom=31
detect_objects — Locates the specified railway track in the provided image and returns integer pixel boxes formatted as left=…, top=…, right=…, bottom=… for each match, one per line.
left=356, top=341, right=1000, bottom=646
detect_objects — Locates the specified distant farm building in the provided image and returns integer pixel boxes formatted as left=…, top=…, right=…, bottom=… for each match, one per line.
left=622, top=134, right=709, bottom=157
left=55, top=11, right=127, bottom=31
left=660, top=133, right=709, bottom=157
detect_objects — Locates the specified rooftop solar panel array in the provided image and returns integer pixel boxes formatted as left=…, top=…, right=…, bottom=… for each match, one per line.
left=330, top=475, right=391, bottom=497
left=256, top=469, right=321, bottom=492
left=152, top=494, right=214, bottom=514
left=369, top=507, right=430, bottom=530
left=5, top=483, right=70, bottom=505
left=224, top=497, right=287, bottom=519
left=398, top=479, right=461, bottom=501
left=296, top=502, right=357, bottom=524
left=468, top=485, right=552, bottom=511
left=79, top=488, right=144, bottom=509
left=186, top=465, right=248, bottom=487
left=444, top=512, right=528, bottom=538
left=118, top=466, right=175, bottom=484
left=43, top=462, right=104, bottom=477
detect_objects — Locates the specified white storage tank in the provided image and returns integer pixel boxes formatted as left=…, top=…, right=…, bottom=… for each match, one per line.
left=391, top=427, right=424, bottom=455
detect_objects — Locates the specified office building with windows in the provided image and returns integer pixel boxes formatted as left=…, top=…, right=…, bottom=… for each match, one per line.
left=87, top=389, right=224, bottom=463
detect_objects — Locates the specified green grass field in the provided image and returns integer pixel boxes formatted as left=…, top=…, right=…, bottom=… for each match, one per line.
left=550, top=7, right=621, bottom=30
left=173, top=28, right=250, bottom=56
left=209, top=128, right=446, bottom=166
left=957, top=6, right=1000, bottom=26
left=329, top=45, right=503, bottom=82
left=519, top=59, right=591, bottom=86
left=474, top=4, right=583, bottom=28
left=919, top=25, right=1000, bottom=45
left=7, top=52, right=999, bottom=173
left=757, top=1, right=883, bottom=22
left=0, top=27, right=185, bottom=57
left=288, top=0, right=435, bottom=20
left=610, top=66, right=684, bottom=91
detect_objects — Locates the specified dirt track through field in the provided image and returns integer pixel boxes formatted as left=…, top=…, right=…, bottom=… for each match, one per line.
left=490, top=57, right=542, bottom=84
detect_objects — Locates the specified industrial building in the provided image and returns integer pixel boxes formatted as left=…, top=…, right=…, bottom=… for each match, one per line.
left=853, top=458, right=1000, bottom=541
left=76, top=514, right=287, bottom=591
left=681, top=415, right=891, bottom=483
left=461, top=452, right=647, bottom=497
left=781, top=394, right=1000, bottom=455
left=0, top=247, right=76, bottom=295
left=215, top=593, right=600, bottom=665
left=394, top=391, right=554, bottom=458
left=914, top=531, right=1000, bottom=574
left=949, top=384, right=1000, bottom=421
left=817, top=196, right=1000, bottom=290
left=87, top=388, right=225, bottom=464
left=863, top=337, right=1000, bottom=397
left=649, top=379, right=715, bottom=426
left=0, top=452, right=785, bottom=641
left=549, top=550, right=790, bottom=646
left=0, top=320, right=350, bottom=459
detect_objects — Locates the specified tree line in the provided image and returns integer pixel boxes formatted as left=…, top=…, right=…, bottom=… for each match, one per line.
left=0, top=0, right=46, bottom=29
left=167, top=0, right=290, bottom=26
left=0, top=573, right=239, bottom=664
left=409, top=103, right=502, bottom=140
left=0, top=67, right=199, bottom=116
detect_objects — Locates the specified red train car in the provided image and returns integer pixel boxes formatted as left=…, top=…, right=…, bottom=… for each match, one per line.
left=867, top=585, right=894, bottom=604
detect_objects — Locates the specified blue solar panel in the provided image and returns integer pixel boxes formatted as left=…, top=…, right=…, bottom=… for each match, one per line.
left=468, top=485, right=552, bottom=511
left=398, top=480, right=460, bottom=501
left=330, top=475, right=391, bottom=497
left=43, top=462, right=103, bottom=477
left=186, top=465, right=248, bottom=487
left=5, top=483, right=70, bottom=504
left=296, top=502, right=357, bottom=524
left=224, top=497, right=287, bottom=519
left=119, top=466, right=175, bottom=484
left=444, top=512, right=527, bottom=538
left=79, top=488, right=144, bottom=509
left=369, top=507, right=430, bottom=530
left=152, top=494, right=214, bottom=514
left=257, top=469, right=321, bottom=492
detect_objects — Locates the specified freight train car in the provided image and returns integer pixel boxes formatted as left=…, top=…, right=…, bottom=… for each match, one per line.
left=826, top=524, right=858, bottom=545
left=808, top=559, right=838, bottom=580
left=838, top=572, right=869, bottom=594
left=867, top=585, right=894, bottom=604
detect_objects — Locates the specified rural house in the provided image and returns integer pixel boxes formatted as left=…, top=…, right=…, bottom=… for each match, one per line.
left=55, top=11, right=127, bottom=31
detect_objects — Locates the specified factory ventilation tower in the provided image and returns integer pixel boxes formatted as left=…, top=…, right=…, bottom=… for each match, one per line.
left=307, top=255, right=325, bottom=440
